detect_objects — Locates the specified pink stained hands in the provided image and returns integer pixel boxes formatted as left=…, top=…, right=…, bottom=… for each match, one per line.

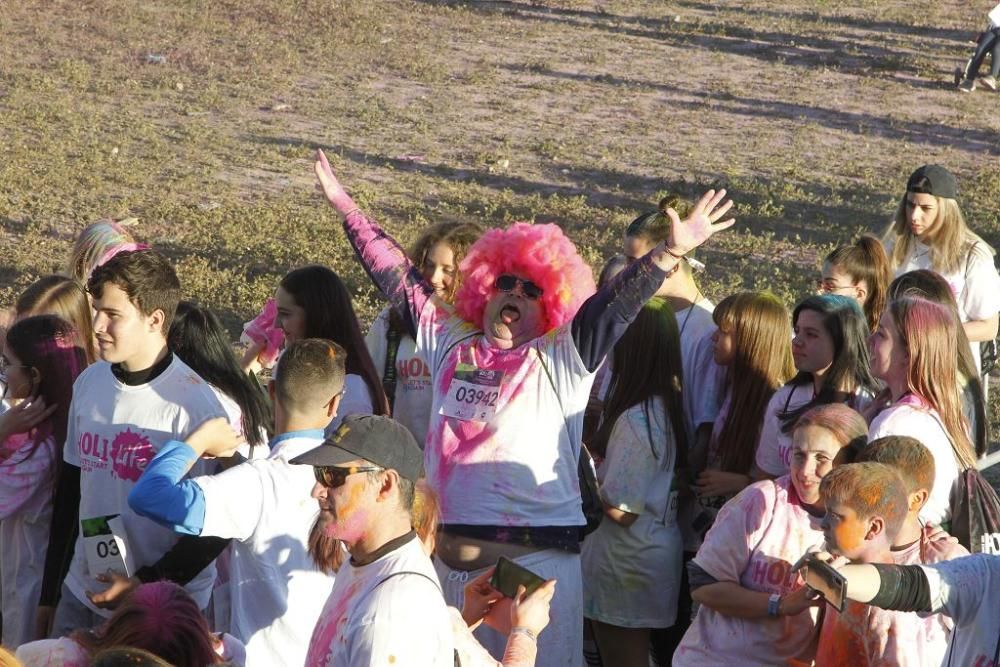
left=654, top=188, right=736, bottom=271
left=314, top=149, right=357, bottom=216
left=0, top=396, right=58, bottom=444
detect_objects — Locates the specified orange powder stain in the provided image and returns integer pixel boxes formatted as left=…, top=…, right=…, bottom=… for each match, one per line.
left=834, top=518, right=866, bottom=553
left=337, top=482, right=367, bottom=521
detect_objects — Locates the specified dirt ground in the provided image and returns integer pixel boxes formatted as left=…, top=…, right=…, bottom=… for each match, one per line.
left=2, top=0, right=1000, bottom=443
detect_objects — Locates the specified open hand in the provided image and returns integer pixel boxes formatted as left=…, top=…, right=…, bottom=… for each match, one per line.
left=660, top=189, right=735, bottom=261
left=314, top=149, right=357, bottom=216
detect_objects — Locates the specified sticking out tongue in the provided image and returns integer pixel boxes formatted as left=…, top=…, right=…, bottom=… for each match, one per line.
left=500, top=305, right=521, bottom=324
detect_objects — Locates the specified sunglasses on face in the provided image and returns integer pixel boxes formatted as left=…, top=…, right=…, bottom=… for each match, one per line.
left=494, top=274, right=544, bottom=300
left=313, top=465, right=383, bottom=489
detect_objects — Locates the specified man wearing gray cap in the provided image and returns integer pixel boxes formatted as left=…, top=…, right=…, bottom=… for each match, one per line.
left=292, top=414, right=453, bottom=667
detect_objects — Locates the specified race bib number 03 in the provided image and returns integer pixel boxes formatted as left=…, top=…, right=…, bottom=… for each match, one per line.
left=440, top=363, right=505, bottom=422
left=82, top=514, right=135, bottom=579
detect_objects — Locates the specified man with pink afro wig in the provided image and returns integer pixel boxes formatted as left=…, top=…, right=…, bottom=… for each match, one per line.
left=454, top=222, right=597, bottom=335
left=315, top=150, right=734, bottom=667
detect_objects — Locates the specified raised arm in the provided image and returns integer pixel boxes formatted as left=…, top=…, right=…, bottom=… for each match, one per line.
left=315, top=149, right=435, bottom=337
left=572, top=189, right=735, bottom=370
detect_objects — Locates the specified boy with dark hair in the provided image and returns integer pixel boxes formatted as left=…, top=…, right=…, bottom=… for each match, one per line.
left=815, top=461, right=940, bottom=666
left=39, top=250, right=229, bottom=638
left=129, top=338, right=346, bottom=667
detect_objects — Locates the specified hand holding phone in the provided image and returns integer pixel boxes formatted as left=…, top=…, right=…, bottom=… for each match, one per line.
left=799, top=555, right=848, bottom=612
left=490, top=556, right=546, bottom=599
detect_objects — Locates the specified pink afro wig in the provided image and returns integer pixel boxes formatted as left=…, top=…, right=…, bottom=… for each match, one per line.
left=454, top=222, right=596, bottom=332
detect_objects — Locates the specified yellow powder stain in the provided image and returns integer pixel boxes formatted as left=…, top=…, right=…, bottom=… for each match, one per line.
left=388, top=657, right=396, bottom=664
left=337, top=480, right=367, bottom=520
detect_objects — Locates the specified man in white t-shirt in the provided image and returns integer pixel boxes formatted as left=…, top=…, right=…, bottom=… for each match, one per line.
left=128, top=338, right=347, bottom=667
left=41, top=249, right=229, bottom=638
left=293, top=414, right=453, bottom=667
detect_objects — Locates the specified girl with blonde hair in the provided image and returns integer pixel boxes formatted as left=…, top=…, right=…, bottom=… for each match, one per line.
left=16, top=276, right=97, bottom=365
left=868, top=295, right=977, bottom=528
left=883, top=165, right=1000, bottom=378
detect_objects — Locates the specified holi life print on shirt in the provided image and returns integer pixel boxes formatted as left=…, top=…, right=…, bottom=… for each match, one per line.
left=439, top=363, right=505, bottom=422
left=398, top=356, right=432, bottom=390
left=78, top=427, right=154, bottom=482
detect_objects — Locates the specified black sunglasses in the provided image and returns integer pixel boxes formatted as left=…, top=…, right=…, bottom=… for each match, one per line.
left=494, top=274, right=544, bottom=300
left=313, top=465, right=383, bottom=489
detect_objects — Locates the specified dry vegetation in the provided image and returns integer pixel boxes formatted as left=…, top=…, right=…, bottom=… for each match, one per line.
left=3, top=0, right=1000, bottom=439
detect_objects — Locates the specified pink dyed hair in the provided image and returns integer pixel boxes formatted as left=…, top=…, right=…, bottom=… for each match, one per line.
left=454, top=222, right=596, bottom=332
left=74, top=582, right=220, bottom=666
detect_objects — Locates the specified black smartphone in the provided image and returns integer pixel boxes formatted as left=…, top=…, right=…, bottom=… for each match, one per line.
left=490, top=556, right=546, bottom=599
left=800, top=556, right=848, bottom=612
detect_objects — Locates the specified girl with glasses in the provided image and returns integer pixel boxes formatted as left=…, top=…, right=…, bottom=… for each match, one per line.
left=817, top=235, right=891, bottom=332
left=0, top=315, right=87, bottom=648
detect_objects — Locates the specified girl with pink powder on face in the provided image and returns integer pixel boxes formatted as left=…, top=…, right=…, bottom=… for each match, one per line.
left=314, top=150, right=734, bottom=667
left=0, top=316, right=87, bottom=649
left=674, top=403, right=868, bottom=667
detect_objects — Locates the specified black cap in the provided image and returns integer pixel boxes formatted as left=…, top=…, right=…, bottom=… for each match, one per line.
left=290, top=414, right=424, bottom=481
left=906, top=164, right=958, bottom=199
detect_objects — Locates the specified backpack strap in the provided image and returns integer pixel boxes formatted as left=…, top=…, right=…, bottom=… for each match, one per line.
left=381, top=323, right=403, bottom=413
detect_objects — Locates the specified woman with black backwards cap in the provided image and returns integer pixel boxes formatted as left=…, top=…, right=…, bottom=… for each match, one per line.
left=882, top=164, right=1000, bottom=392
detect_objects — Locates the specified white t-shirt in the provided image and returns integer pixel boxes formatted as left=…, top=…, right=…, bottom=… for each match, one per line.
left=675, top=298, right=725, bottom=441
left=675, top=477, right=824, bottom=667
left=755, top=383, right=872, bottom=477
left=208, top=385, right=269, bottom=461
left=366, top=307, right=434, bottom=446
left=325, top=373, right=376, bottom=437
left=419, top=306, right=591, bottom=527
left=923, top=554, right=1000, bottom=667
left=0, top=432, right=57, bottom=648
left=989, top=3, right=1000, bottom=29
left=582, top=400, right=683, bottom=628
left=193, top=431, right=334, bottom=667
left=306, top=534, right=453, bottom=667
left=754, top=383, right=813, bottom=477
left=892, top=239, right=1000, bottom=371
left=868, top=397, right=961, bottom=527
left=63, top=357, right=226, bottom=616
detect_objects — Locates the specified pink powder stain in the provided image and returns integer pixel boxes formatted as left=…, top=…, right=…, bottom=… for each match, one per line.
left=109, top=428, right=154, bottom=482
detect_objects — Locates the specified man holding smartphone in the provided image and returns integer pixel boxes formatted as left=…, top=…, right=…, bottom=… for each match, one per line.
left=294, top=414, right=453, bottom=666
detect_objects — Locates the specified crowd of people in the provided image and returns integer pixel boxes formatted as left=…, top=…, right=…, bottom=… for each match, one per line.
left=0, top=155, right=997, bottom=667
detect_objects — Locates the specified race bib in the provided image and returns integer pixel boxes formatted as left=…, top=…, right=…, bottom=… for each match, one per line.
left=440, top=363, right=505, bottom=422
left=82, top=514, right=135, bottom=578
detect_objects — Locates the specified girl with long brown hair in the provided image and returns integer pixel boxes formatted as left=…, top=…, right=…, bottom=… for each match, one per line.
left=868, top=295, right=976, bottom=528
left=685, top=292, right=794, bottom=547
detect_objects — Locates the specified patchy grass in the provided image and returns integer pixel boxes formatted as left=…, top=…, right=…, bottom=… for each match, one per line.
left=3, top=0, right=1000, bottom=433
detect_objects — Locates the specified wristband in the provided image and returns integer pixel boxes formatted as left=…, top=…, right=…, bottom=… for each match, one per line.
left=662, top=259, right=682, bottom=279
left=343, top=207, right=362, bottom=218
left=510, top=626, right=538, bottom=642
left=767, top=593, right=782, bottom=617
left=666, top=246, right=686, bottom=260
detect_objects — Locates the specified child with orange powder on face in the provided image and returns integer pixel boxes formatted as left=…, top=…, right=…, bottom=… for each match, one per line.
left=855, top=436, right=969, bottom=664
left=815, top=460, right=963, bottom=666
